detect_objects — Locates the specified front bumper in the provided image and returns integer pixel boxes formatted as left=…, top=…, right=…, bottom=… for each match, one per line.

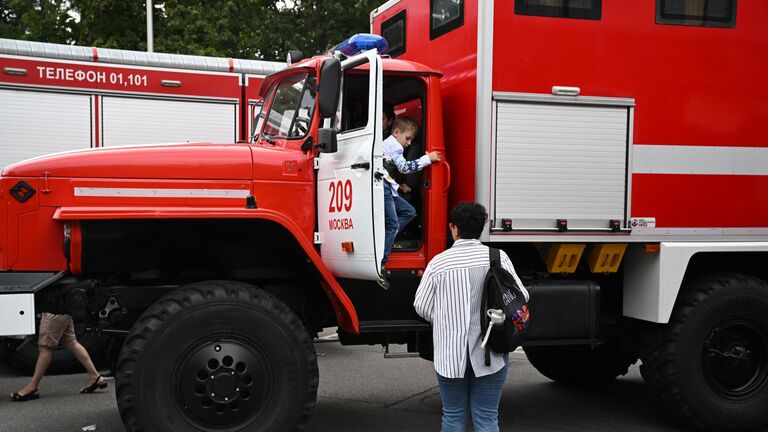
left=0, top=272, right=63, bottom=336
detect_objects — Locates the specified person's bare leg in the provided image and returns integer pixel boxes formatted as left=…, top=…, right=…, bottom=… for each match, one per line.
left=62, top=339, right=103, bottom=384
left=15, top=346, right=53, bottom=395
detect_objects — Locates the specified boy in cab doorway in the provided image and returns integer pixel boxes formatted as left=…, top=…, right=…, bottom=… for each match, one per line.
left=379, top=115, right=442, bottom=288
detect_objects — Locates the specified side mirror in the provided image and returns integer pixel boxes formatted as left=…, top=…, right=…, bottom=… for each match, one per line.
left=317, top=127, right=338, bottom=153
left=287, top=50, right=304, bottom=65
left=318, top=59, right=341, bottom=119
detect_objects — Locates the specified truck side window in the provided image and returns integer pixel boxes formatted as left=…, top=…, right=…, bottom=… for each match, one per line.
left=430, top=0, right=464, bottom=40
left=339, top=72, right=370, bottom=133
left=656, top=0, right=736, bottom=28
left=263, top=73, right=317, bottom=139
left=382, top=10, right=407, bottom=57
left=514, top=0, right=602, bottom=20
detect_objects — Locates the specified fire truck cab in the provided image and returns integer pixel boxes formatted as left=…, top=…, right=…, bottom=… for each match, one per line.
left=0, top=37, right=284, bottom=375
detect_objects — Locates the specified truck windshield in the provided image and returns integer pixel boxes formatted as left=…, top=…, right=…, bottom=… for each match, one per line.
left=262, top=73, right=317, bottom=140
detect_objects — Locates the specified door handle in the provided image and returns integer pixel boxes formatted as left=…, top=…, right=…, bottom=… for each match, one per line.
left=441, top=160, right=451, bottom=194
left=351, top=162, right=370, bottom=170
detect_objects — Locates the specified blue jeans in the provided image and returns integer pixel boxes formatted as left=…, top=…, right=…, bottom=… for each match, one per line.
left=436, top=361, right=509, bottom=432
left=382, top=184, right=416, bottom=265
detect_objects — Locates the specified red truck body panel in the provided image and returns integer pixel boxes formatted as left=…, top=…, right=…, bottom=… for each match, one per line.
left=373, top=0, right=479, bottom=210
left=1, top=56, right=242, bottom=100
left=373, top=0, right=768, bottom=231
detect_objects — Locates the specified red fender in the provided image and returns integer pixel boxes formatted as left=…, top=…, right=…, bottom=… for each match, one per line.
left=54, top=206, right=359, bottom=334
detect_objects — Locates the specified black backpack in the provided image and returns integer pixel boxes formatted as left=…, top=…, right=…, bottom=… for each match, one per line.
left=481, top=247, right=531, bottom=366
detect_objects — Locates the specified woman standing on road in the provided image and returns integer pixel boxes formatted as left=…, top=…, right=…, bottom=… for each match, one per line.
left=414, top=202, right=526, bottom=432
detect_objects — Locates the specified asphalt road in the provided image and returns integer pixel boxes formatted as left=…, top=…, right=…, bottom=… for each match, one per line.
left=0, top=339, right=684, bottom=432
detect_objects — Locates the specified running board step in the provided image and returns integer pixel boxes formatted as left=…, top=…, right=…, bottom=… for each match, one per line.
left=384, top=344, right=420, bottom=359
left=358, top=320, right=431, bottom=333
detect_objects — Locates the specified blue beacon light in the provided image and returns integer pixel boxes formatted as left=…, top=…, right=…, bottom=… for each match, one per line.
left=334, top=34, right=389, bottom=56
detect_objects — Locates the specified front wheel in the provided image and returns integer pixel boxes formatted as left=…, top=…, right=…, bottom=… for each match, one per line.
left=116, top=281, right=318, bottom=432
left=640, top=273, right=768, bottom=431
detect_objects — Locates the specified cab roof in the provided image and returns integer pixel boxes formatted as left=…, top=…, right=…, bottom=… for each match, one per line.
left=294, top=55, right=441, bottom=75
left=259, top=54, right=441, bottom=97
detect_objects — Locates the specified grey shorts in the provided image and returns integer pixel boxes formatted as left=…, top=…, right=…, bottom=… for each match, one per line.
left=38, top=313, right=76, bottom=347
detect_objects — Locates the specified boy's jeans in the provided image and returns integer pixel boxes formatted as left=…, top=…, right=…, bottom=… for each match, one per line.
left=382, top=184, right=416, bottom=265
left=436, top=361, right=509, bottom=432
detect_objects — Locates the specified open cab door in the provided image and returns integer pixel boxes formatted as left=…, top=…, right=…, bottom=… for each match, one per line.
left=316, top=50, right=384, bottom=280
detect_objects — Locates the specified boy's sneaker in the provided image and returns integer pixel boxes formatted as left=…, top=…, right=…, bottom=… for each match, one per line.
left=376, top=276, right=390, bottom=290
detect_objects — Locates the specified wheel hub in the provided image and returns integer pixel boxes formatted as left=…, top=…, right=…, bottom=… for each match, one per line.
left=212, top=373, right=237, bottom=399
left=703, top=319, right=768, bottom=400
left=175, top=340, right=271, bottom=427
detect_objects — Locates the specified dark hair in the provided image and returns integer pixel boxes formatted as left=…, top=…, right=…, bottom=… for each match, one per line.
left=449, top=202, right=488, bottom=239
left=383, top=101, right=395, bottom=120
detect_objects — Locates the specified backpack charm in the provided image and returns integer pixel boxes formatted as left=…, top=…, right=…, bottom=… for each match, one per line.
left=511, top=305, right=530, bottom=334
left=481, top=309, right=506, bottom=348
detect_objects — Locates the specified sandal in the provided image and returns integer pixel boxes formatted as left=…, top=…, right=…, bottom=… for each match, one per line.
left=10, top=389, right=39, bottom=402
left=81, top=375, right=108, bottom=393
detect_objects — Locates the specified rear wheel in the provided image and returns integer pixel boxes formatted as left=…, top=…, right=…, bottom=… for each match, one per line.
left=524, top=342, right=638, bottom=385
left=640, top=273, right=768, bottom=431
left=116, top=281, right=318, bottom=432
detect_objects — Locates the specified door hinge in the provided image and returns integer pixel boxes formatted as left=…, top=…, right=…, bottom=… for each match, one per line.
left=314, top=158, right=320, bottom=170
left=314, top=232, right=324, bottom=244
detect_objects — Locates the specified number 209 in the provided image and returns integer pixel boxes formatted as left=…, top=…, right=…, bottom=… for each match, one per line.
left=329, top=180, right=352, bottom=213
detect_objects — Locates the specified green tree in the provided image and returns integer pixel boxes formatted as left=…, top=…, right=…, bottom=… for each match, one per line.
left=156, top=0, right=269, bottom=58
left=251, top=1, right=302, bottom=61
left=2, top=0, right=387, bottom=61
left=279, top=0, right=384, bottom=59
left=0, top=0, right=74, bottom=42
left=154, top=0, right=383, bottom=61
left=69, top=0, right=147, bottom=50
left=1, top=0, right=30, bottom=39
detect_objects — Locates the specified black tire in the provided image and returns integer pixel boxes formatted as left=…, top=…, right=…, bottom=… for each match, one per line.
left=6, top=334, right=104, bottom=376
left=116, top=281, right=318, bottom=432
left=640, top=273, right=768, bottom=431
left=524, top=343, right=638, bottom=385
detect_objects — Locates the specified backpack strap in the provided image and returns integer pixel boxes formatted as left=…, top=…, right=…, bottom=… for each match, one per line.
left=490, top=247, right=501, bottom=269
left=484, top=247, right=501, bottom=366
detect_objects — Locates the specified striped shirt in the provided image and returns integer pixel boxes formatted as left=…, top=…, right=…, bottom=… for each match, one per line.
left=414, top=239, right=528, bottom=379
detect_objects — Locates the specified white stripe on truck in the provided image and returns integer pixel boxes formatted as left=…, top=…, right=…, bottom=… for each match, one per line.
left=74, top=187, right=250, bottom=199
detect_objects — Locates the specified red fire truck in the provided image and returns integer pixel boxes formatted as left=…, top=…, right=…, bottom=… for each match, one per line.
left=0, top=1, right=767, bottom=431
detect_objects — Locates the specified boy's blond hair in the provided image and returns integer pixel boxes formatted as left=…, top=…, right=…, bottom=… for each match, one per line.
left=392, top=116, right=419, bottom=134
